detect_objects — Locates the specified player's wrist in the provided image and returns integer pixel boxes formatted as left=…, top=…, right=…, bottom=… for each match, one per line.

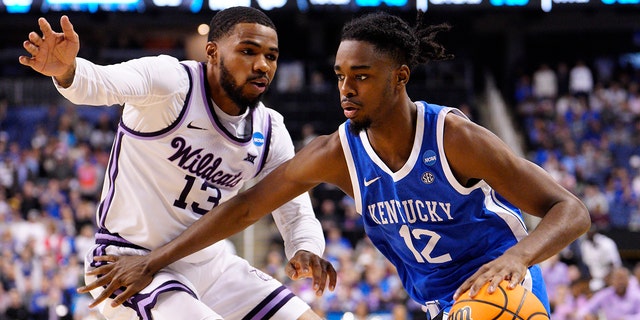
left=54, top=60, right=76, bottom=88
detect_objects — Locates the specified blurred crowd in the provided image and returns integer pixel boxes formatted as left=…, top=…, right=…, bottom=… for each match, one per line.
left=0, top=56, right=640, bottom=320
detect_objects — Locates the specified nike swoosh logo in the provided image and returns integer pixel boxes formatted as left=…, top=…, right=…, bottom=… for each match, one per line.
left=187, top=121, right=206, bottom=130
left=364, top=176, right=381, bottom=187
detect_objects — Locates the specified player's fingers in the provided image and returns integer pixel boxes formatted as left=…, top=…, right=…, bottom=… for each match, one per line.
left=315, top=269, right=328, bottom=297
left=310, top=258, right=326, bottom=295
left=77, top=271, right=113, bottom=293
left=327, top=263, right=337, bottom=291
left=37, top=17, right=55, bottom=37
left=507, top=272, right=521, bottom=289
left=18, top=56, right=34, bottom=66
left=285, top=261, right=297, bottom=279
left=93, top=255, right=119, bottom=263
left=22, top=40, right=39, bottom=56
left=111, top=287, right=137, bottom=307
left=287, top=260, right=308, bottom=280
left=298, top=254, right=312, bottom=275
left=28, top=31, right=43, bottom=46
left=88, top=281, right=120, bottom=308
left=486, top=274, right=505, bottom=294
left=293, top=256, right=312, bottom=278
left=60, top=15, right=77, bottom=40
left=85, top=264, right=115, bottom=277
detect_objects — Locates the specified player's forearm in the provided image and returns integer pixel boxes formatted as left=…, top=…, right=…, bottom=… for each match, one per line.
left=146, top=194, right=263, bottom=274
left=509, top=198, right=589, bottom=266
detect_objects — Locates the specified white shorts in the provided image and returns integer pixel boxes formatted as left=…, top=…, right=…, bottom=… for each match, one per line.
left=84, top=243, right=310, bottom=320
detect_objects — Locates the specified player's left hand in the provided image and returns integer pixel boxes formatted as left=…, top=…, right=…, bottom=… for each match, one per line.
left=76, top=255, right=154, bottom=308
left=453, top=251, right=528, bottom=300
left=286, top=250, right=337, bottom=296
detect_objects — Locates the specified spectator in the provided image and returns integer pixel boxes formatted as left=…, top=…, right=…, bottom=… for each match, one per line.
left=514, top=74, right=533, bottom=104
left=551, top=277, right=592, bottom=320
left=579, top=226, right=622, bottom=291
left=532, top=63, right=558, bottom=100
left=540, top=253, right=571, bottom=307
left=582, top=182, right=610, bottom=228
left=569, top=60, right=594, bottom=98
left=577, top=266, right=640, bottom=320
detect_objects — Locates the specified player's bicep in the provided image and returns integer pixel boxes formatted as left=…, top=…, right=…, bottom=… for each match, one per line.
left=443, top=114, right=567, bottom=217
left=443, top=113, right=514, bottom=185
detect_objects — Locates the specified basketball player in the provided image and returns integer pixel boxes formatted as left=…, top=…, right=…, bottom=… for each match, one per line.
left=75, top=11, right=590, bottom=320
left=19, top=7, right=336, bottom=320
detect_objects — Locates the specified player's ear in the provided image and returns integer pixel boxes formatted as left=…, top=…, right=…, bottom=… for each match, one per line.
left=396, top=64, right=410, bottom=87
left=205, top=42, right=218, bottom=63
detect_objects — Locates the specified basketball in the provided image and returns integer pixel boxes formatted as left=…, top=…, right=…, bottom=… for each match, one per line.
left=448, top=280, right=549, bottom=320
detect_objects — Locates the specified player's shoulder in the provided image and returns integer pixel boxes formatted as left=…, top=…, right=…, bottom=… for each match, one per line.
left=125, top=55, right=187, bottom=78
left=132, top=54, right=181, bottom=65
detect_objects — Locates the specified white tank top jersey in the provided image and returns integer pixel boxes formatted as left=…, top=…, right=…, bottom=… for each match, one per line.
left=55, top=56, right=324, bottom=263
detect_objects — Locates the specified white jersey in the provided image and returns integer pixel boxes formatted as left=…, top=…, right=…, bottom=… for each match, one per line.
left=56, top=56, right=324, bottom=262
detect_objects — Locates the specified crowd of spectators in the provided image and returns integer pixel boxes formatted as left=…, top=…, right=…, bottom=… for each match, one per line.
left=1, top=56, right=640, bottom=319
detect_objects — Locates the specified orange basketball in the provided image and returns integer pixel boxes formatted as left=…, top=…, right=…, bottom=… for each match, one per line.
left=449, top=280, right=549, bottom=320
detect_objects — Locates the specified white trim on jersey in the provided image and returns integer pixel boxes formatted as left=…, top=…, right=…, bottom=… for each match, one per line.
left=433, top=102, right=483, bottom=196
left=339, top=123, right=363, bottom=215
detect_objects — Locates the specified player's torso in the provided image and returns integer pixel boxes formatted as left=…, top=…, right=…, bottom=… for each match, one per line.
left=97, top=61, right=272, bottom=251
left=341, top=102, right=527, bottom=304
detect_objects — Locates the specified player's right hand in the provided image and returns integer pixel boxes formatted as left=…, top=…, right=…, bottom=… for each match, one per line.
left=18, top=16, right=79, bottom=79
left=286, top=250, right=337, bottom=296
left=77, top=255, right=154, bottom=308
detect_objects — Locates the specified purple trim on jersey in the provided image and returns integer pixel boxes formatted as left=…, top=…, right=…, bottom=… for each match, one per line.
left=89, top=244, right=107, bottom=268
left=117, top=63, right=194, bottom=139
left=98, top=131, right=124, bottom=228
left=95, top=228, right=147, bottom=250
left=121, top=280, right=197, bottom=320
left=254, top=114, right=272, bottom=178
left=241, top=286, right=295, bottom=320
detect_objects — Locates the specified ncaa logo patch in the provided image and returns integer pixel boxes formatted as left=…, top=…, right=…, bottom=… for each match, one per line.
left=421, top=172, right=435, bottom=184
left=422, top=150, right=437, bottom=166
left=252, top=132, right=265, bottom=147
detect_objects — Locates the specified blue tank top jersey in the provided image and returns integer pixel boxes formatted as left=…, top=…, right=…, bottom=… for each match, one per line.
left=338, top=102, right=549, bottom=313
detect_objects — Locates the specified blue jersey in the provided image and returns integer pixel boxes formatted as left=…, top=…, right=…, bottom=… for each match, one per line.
left=338, top=102, right=548, bottom=314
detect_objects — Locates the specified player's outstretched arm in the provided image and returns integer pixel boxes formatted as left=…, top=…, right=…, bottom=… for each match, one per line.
left=78, top=133, right=347, bottom=308
left=18, top=15, right=79, bottom=87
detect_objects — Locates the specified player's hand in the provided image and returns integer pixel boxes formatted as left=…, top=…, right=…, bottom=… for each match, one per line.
left=77, top=255, right=154, bottom=308
left=453, top=251, right=528, bottom=300
left=19, top=16, right=79, bottom=79
left=286, top=250, right=337, bottom=296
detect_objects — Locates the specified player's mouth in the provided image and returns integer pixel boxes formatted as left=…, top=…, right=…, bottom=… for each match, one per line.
left=341, top=99, right=360, bottom=119
left=248, top=77, right=269, bottom=94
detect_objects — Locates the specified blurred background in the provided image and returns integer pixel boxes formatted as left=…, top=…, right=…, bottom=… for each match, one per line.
left=1, top=1, right=640, bottom=319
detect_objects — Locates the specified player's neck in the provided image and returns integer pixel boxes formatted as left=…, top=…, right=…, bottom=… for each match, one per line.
left=366, top=101, right=417, bottom=172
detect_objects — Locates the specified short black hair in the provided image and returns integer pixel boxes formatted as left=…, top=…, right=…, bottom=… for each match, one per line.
left=208, top=6, right=276, bottom=42
left=340, top=11, right=453, bottom=69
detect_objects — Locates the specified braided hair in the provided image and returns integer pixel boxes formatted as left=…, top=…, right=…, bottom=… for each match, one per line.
left=340, top=11, right=454, bottom=69
left=208, top=6, right=276, bottom=42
